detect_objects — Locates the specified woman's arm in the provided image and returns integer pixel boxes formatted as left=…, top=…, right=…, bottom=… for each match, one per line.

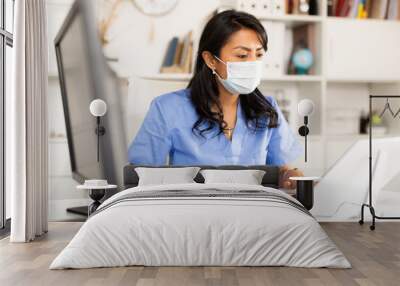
left=128, top=97, right=172, bottom=165
left=279, top=165, right=304, bottom=189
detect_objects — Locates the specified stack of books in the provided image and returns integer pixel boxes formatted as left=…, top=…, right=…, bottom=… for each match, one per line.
left=160, top=31, right=193, bottom=74
left=328, top=0, right=400, bottom=20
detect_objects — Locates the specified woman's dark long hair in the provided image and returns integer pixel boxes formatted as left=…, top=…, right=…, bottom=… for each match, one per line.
left=188, top=9, right=278, bottom=139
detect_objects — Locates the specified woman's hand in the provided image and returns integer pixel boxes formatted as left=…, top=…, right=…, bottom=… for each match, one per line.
left=279, top=165, right=304, bottom=189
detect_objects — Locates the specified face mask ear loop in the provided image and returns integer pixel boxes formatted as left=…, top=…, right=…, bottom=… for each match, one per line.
left=213, top=55, right=226, bottom=65
left=212, top=55, right=227, bottom=80
left=212, top=68, right=223, bottom=81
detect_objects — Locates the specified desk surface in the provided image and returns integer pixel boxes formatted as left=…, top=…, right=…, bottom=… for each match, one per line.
left=289, top=176, right=320, bottom=181
left=279, top=188, right=296, bottom=196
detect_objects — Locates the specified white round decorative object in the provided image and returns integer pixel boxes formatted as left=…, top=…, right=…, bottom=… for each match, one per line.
left=89, top=99, right=107, bottom=117
left=133, top=0, right=179, bottom=16
left=77, top=182, right=117, bottom=190
left=297, top=99, right=315, bottom=117
left=84, top=179, right=108, bottom=187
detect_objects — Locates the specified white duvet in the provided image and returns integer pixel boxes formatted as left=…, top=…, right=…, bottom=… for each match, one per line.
left=50, top=183, right=351, bottom=269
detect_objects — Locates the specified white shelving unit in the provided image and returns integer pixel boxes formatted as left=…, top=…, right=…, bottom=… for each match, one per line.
left=134, top=0, right=400, bottom=176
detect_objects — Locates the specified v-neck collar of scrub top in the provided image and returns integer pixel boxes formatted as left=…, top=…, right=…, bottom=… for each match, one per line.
left=218, top=99, right=246, bottom=162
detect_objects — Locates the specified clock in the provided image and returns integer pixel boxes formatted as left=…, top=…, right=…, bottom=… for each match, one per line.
left=133, top=0, right=179, bottom=16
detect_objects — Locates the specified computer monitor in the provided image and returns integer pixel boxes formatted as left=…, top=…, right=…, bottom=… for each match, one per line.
left=54, top=0, right=127, bottom=188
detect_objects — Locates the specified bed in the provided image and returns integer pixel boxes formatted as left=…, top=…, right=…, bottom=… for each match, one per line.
left=49, top=165, right=351, bottom=269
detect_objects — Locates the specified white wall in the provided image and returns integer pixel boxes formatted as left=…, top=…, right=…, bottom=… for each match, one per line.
left=48, top=0, right=219, bottom=77
left=103, top=0, right=218, bottom=76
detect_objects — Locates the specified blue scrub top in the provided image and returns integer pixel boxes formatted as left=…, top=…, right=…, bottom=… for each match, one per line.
left=128, top=88, right=302, bottom=166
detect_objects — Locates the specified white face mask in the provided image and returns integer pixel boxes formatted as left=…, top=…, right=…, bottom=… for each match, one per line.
left=212, top=55, right=263, bottom=95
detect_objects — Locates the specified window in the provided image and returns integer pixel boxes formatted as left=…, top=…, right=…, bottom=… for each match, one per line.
left=0, top=0, right=14, bottom=232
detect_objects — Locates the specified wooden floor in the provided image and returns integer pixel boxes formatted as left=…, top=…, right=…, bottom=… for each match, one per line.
left=1, top=222, right=400, bottom=286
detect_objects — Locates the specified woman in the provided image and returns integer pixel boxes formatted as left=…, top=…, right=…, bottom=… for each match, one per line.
left=128, top=10, right=304, bottom=189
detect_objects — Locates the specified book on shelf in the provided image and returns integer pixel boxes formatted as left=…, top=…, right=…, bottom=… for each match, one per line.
left=261, top=21, right=285, bottom=77
left=160, top=31, right=193, bottom=74
left=328, top=0, right=400, bottom=20
left=367, top=0, right=387, bottom=19
left=386, top=0, right=400, bottom=20
left=161, top=37, right=178, bottom=69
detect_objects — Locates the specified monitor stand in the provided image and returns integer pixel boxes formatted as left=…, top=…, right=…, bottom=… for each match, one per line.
left=66, top=206, right=88, bottom=216
left=66, top=187, right=114, bottom=217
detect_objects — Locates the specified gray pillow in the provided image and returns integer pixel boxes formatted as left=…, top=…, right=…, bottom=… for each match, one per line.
left=200, top=169, right=266, bottom=185
left=135, top=167, right=201, bottom=186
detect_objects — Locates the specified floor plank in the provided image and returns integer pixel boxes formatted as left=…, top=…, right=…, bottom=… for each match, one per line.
left=1, top=222, right=399, bottom=286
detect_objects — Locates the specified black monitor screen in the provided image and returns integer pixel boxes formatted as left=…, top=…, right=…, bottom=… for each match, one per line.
left=55, top=0, right=127, bottom=186
left=57, top=10, right=102, bottom=181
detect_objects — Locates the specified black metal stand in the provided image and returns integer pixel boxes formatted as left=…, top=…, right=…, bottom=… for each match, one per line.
left=88, top=189, right=106, bottom=215
left=359, top=95, right=400, bottom=231
left=95, top=116, right=106, bottom=162
left=66, top=189, right=106, bottom=217
left=296, top=180, right=314, bottom=210
left=66, top=206, right=88, bottom=216
left=298, top=116, right=310, bottom=162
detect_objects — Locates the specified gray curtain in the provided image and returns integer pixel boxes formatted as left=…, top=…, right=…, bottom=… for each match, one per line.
left=9, top=0, right=48, bottom=242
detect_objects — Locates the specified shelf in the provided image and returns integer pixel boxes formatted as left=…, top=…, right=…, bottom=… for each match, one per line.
left=327, top=16, right=400, bottom=24
left=259, top=14, right=322, bottom=27
left=264, top=75, right=322, bottom=82
left=324, top=134, right=400, bottom=140
left=325, top=134, right=368, bottom=140
left=327, top=78, right=400, bottom=84
left=139, top=74, right=322, bottom=83
left=53, top=72, right=397, bottom=84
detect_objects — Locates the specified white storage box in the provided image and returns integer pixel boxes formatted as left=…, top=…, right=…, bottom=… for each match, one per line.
left=326, top=108, right=360, bottom=135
